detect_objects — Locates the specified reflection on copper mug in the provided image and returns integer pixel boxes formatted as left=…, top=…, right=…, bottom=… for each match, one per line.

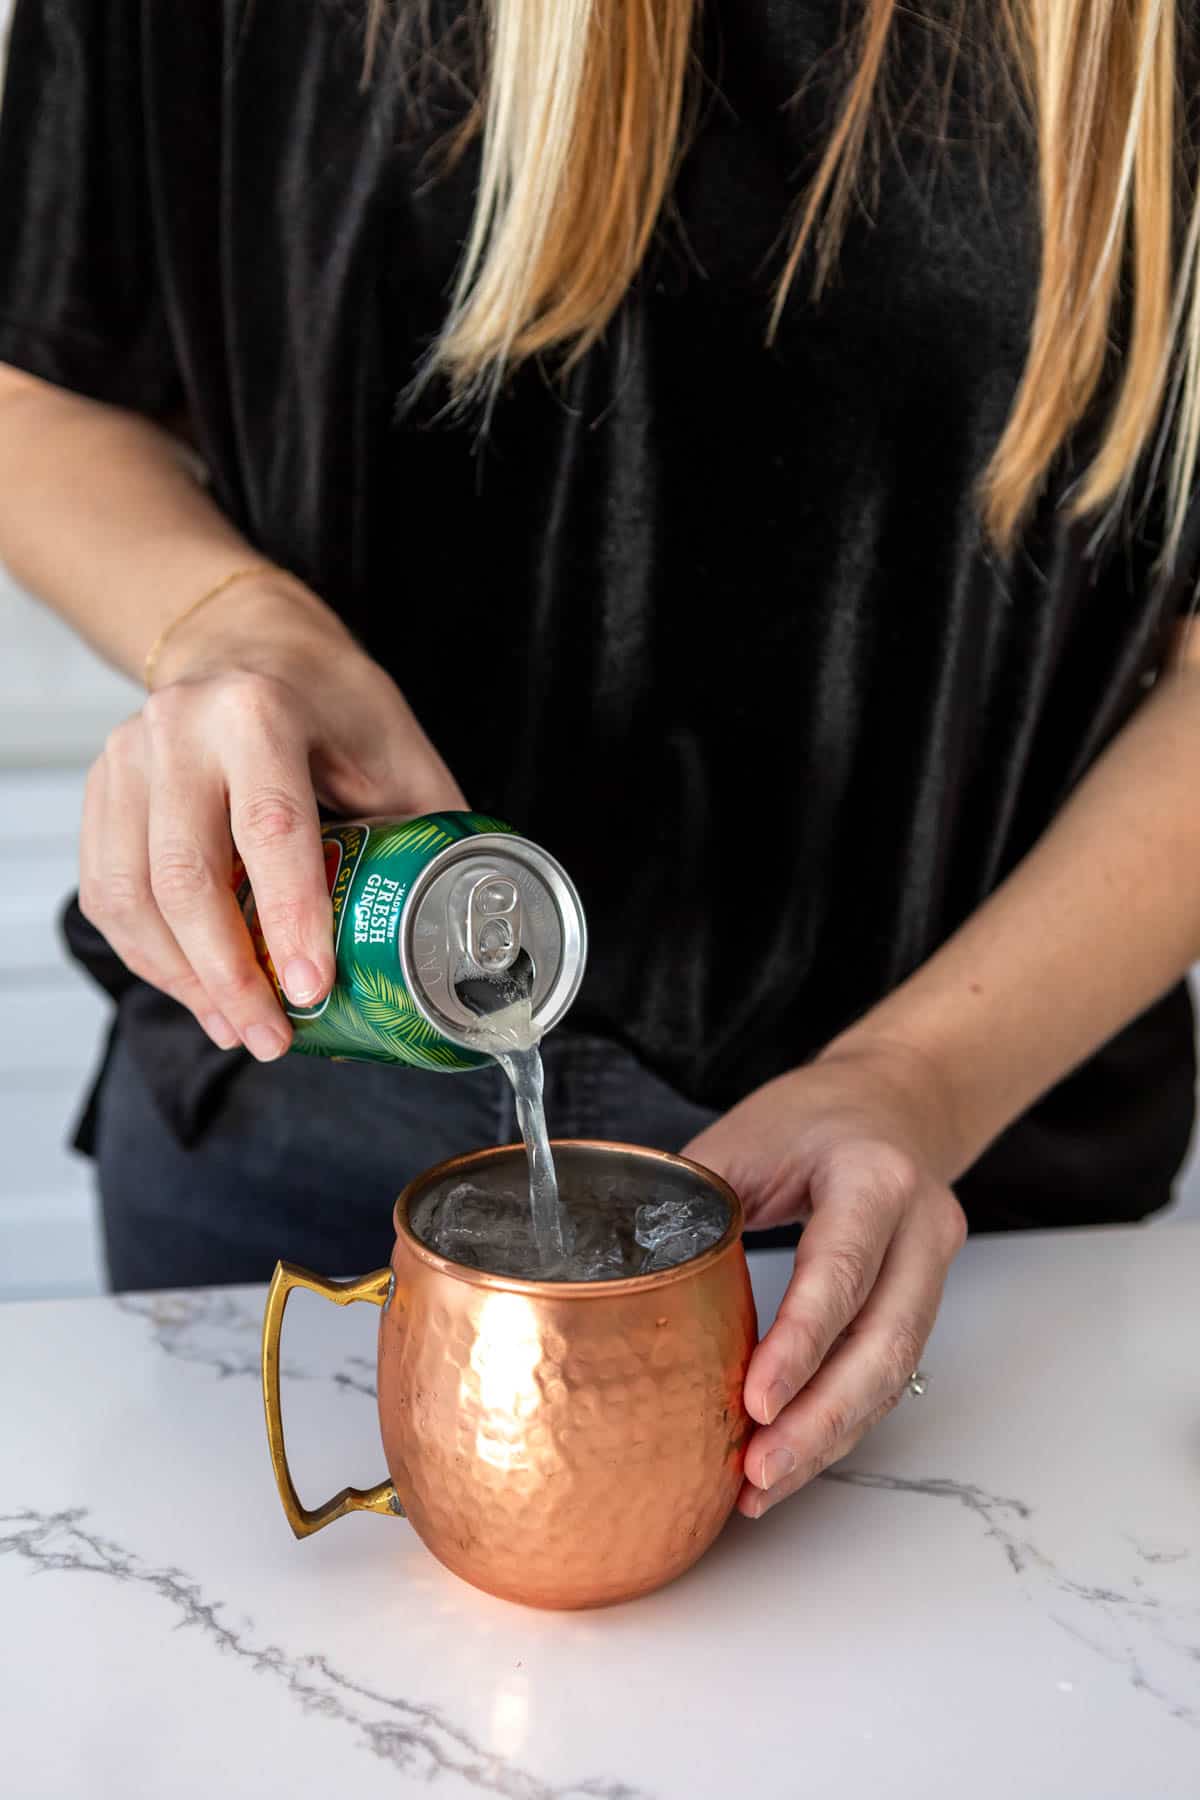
left=261, top=1141, right=757, bottom=1609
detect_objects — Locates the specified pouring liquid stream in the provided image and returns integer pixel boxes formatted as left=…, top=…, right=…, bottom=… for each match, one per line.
left=438, top=912, right=726, bottom=1284
left=494, top=1038, right=569, bottom=1263
left=459, top=980, right=570, bottom=1266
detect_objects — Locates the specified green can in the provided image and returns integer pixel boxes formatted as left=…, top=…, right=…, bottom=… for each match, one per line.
left=236, top=812, right=587, bottom=1070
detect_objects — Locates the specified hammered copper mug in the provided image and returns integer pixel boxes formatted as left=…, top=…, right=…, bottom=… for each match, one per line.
left=261, top=1141, right=757, bottom=1609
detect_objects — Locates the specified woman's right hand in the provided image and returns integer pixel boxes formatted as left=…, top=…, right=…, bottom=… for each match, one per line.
left=79, top=572, right=466, bottom=1059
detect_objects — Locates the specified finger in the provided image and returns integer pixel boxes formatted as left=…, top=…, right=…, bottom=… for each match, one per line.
left=351, top=741, right=467, bottom=817
left=370, top=681, right=468, bottom=813
left=737, top=1390, right=904, bottom=1520
left=79, top=725, right=238, bottom=1051
left=223, top=682, right=334, bottom=1009
left=406, top=748, right=467, bottom=814
left=743, top=1202, right=950, bottom=1495
left=144, top=689, right=292, bottom=1061
left=743, top=1147, right=914, bottom=1427
left=318, top=670, right=468, bottom=816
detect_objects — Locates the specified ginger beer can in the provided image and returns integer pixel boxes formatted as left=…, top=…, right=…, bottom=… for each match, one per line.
left=235, top=813, right=586, bottom=1070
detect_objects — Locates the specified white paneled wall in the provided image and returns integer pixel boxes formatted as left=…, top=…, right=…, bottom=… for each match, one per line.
left=0, top=584, right=140, bottom=763
left=0, top=769, right=111, bottom=1297
left=0, top=0, right=143, bottom=1298
left=0, top=591, right=140, bottom=1299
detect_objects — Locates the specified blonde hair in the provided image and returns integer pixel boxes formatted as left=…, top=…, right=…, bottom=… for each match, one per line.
left=371, top=1, right=1200, bottom=566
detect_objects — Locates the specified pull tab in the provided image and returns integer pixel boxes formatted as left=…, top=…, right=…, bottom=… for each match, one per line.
left=466, top=874, right=521, bottom=974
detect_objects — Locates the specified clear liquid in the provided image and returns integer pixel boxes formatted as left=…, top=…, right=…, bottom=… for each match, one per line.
left=418, top=1172, right=729, bottom=1282
left=493, top=1044, right=568, bottom=1262
left=466, top=995, right=568, bottom=1267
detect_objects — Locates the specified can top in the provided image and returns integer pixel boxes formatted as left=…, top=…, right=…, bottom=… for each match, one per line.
left=400, top=834, right=587, bottom=1049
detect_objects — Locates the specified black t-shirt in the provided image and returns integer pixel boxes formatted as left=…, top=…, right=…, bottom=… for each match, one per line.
left=1, top=0, right=1195, bottom=1229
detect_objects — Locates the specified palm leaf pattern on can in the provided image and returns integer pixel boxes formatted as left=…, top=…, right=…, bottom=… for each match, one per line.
left=352, top=964, right=467, bottom=1070
left=364, top=819, right=456, bottom=862
left=252, top=812, right=519, bottom=1068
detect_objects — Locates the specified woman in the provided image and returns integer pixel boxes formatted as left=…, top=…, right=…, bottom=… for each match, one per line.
left=0, top=0, right=1197, bottom=1520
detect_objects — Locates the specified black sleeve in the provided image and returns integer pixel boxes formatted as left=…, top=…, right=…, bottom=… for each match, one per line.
left=0, top=0, right=181, bottom=416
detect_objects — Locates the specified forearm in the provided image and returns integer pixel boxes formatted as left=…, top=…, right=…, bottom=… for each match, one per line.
left=0, top=364, right=298, bottom=683
left=830, top=637, right=1200, bottom=1183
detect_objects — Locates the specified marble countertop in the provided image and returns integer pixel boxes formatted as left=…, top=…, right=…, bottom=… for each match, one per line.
left=2, top=1224, right=1198, bottom=1798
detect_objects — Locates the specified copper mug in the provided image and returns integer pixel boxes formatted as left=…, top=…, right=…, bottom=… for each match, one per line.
left=261, top=1141, right=757, bottom=1609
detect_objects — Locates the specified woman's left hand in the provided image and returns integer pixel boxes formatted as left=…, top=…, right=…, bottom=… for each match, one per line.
left=682, top=1040, right=967, bottom=1518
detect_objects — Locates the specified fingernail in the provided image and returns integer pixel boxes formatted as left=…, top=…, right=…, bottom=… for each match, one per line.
left=759, top=1448, right=796, bottom=1491
left=202, top=1013, right=239, bottom=1051
left=763, top=1379, right=794, bottom=1425
left=244, top=1023, right=287, bottom=1062
left=282, top=956, right=323, bottom=1005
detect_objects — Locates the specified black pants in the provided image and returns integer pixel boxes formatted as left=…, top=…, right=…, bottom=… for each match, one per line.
left=95, top=1028, right=800, bottom=1292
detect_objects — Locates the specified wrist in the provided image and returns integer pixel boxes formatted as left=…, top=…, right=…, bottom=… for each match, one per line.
left=150, top=570, right=355, bottom=689
left=815, top=1028, right=971, bottom=1184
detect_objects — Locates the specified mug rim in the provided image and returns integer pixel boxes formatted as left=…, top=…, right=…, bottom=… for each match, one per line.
left=393, top=1139, right=744, bottom=1299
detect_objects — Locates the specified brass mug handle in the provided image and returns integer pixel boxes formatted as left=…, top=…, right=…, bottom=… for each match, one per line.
left=261, top=1260, right=403, bottom=1538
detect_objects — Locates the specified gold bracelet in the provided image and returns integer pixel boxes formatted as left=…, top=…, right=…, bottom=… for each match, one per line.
left=143, top=563, right=276, bottom=690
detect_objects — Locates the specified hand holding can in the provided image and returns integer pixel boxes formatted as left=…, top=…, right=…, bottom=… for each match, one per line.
left=236, top=813, right=587, bottom=1070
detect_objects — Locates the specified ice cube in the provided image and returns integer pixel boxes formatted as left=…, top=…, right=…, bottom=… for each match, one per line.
left=418, top=1172, right=728, bottom=1282
left=639, top=1229, right=704, bottom=1272
left=634, top=1197, right=697, bottom=1251
left=561, top=1234, right=627, bottom=1282
left=424, top=1180, right=542, bottom=1275
left=431, top=1182, right=505, bottom=1242
left=634, top=1191, right=727, bottom=1272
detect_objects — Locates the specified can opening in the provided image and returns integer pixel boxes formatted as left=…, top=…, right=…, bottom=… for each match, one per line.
left=400, top=833, right=586, bottom=1050
left=454, top=948, right=535, bottom=1019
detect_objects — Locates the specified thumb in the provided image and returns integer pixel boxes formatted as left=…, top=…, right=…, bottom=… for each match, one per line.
left=316, top=694, right=468, bottom=819
left=682, top=1111, right=813, bottom=1233
left=680, top=1118, right=760, bottom=1217
left=353, top=744, right=468, bottom=818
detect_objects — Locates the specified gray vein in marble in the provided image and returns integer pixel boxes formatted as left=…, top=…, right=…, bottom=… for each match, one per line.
left=824, top=1471, right=1033, bottom=1567
left=0, top=1508, right=648, bottom=1800
left=827, top=1471, right=1199, bottom=1726
left=1125, top=1533, right=1191, bottom=1566
left=116, top=1292, right=378, bottom=1398
left=1048, top=1610, right=1196, bottom=1723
